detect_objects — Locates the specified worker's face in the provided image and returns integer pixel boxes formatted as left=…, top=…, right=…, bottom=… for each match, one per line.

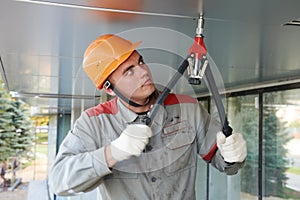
left=107, top=51, right=155, bottom=103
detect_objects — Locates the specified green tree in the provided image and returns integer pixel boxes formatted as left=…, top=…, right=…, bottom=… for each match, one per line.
left=228, top=96, right=259, bottom=195
left=0, top=84, right=16, bottom=160
left=263, top=107, right=290, bottom=197
left=0, top=80, right=34, bottom=163
left=239, top=104, right=259, bottom=195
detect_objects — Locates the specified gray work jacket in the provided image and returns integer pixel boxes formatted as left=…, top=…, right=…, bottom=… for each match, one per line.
left=49, top=93, right=242, bottom=199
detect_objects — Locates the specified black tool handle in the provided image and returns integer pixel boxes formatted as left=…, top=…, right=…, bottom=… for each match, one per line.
left=204, top=64, right=232, bottom=137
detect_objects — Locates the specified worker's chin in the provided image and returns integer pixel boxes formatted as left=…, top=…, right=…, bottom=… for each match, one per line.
left=129, top=85, right=154, bottom=99
left=144, top=85, right=155, bottom=95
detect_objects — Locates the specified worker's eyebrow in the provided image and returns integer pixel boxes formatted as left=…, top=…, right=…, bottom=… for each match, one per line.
left=121, top=55, right=143, bottom=75
left=122, top=65, right=134, bottom=75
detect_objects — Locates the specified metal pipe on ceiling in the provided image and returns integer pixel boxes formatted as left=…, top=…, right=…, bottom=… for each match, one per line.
left=15, top=0, right=197, bottom=19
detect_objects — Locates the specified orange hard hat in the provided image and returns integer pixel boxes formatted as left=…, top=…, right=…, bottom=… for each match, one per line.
left=82, top=34, right=141, bottom=89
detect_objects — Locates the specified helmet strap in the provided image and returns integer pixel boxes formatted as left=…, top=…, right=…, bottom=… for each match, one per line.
left=104, top=80, right=150, bottom=107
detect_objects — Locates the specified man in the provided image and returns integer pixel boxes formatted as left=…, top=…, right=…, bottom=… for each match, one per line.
left=49, top=34, right=247, bottom=199
left=0, top=162, right=7, bottom=188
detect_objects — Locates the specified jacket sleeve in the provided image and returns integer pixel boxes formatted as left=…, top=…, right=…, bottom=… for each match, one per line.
left=48, top=112, right=112, bottom=196
left=195, top=103, right=244, bottom=175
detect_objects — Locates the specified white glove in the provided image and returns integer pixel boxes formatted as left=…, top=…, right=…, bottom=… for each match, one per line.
left=110, top=124, right=152, bottom=162
left=216, top=132, right=247, bottom=163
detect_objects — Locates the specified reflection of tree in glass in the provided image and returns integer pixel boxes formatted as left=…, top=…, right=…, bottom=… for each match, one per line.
left=234, top=99, right=259, bottom=195
left=234, top=97, right=290, bottom=197
left=228, top=95, right=291, bottom=198
left=263, top=107, right=291, bottom=197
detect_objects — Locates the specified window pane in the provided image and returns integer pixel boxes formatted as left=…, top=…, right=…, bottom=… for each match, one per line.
left=228, top=95, right=259, bottom=199
left=263, top=90, right=300, bottom=199
left=208, top=95, right=259, bottom=199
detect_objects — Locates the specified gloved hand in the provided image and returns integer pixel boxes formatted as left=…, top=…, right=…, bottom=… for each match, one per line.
left=110, top=124, right=152, bottom=162
left=216, top=132, right=247, bottom=163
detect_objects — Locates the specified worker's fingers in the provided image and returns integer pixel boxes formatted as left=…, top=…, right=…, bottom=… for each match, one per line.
left=217, top=133, right=247, bottom=163
left=216, top=131, right=226, bottom=144
left=124, top=124, right=152, bottom=138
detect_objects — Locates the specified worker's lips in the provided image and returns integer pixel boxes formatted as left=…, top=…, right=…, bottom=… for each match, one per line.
left=142, top=79, right=153, bottom=87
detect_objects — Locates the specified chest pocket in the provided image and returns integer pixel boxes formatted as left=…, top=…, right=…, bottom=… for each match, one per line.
left=162, top=120, right=196, bottom=176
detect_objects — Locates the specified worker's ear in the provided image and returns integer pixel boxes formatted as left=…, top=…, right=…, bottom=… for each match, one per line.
left=103, top=86, right=115, bottom=96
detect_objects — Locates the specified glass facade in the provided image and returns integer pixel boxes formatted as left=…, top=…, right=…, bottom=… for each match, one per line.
left=228, top=95, right=259, bottom=200
left=263, top=90, right=300, bottom=199
left=197, top=88, right=300, bottom=200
